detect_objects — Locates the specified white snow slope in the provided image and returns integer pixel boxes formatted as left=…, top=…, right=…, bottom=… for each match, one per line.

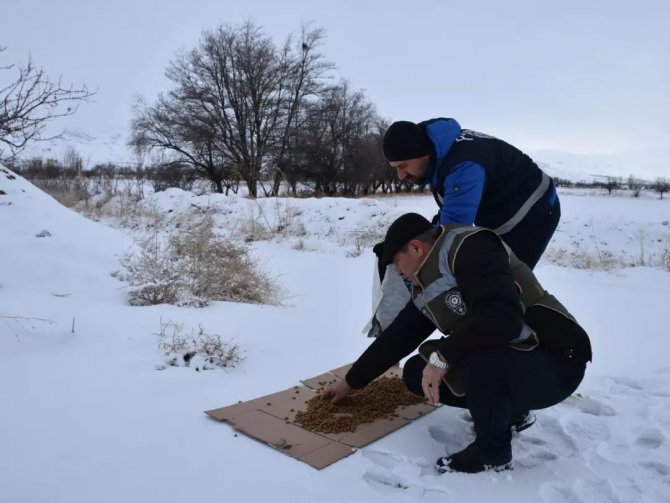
left=1, top=167, right=670, bottom=503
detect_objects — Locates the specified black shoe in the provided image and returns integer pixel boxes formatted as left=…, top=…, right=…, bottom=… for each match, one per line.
left=436, top=442, right=512, bottom=474
left=511, top=411, right=536, bottom=433
left=461, top=410, right=536, bottom=433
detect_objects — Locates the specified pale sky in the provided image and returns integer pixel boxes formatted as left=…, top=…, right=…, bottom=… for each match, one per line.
left=2, top=0, right=669, bottom=171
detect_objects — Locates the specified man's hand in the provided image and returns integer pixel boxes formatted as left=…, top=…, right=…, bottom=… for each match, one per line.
left=322, top=378, right=353, bottom=404
left=422, top=364, right=447, bottom=405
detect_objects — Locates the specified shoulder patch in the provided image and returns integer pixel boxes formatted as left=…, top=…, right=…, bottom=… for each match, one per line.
left=445, top=288, right=467, bottom=316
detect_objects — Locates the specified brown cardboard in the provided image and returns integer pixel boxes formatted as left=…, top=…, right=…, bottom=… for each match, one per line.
left=257, top=387, right=316, bottom=423
left=301, top=364, right=403, bottom=391
left=299, top=441, right=357, bottom=470
left=231, top=409, right=333, bottom=458
left=338, top=416, right=411, bottom=448
left=206, top=363, right=440, bottom=470
left=300, top=372, right=338, bottom=390
left=397, top=402, right=438, bottom=420
left=205, top=389, right=290, bottom=422
left=328, top=363, right=354, bottom=379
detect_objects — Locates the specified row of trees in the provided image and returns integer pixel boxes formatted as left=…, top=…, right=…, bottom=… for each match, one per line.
left=598, top=175, right=668, bottom=199
left=552, top=175, right=670, bottom=199
left=14, top=155, right=669, bottom=202
left=131, top=21, right=402, bottom=197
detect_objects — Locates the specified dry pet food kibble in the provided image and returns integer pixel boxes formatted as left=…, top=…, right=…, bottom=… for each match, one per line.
left=294, top=377, right=425, bottom=434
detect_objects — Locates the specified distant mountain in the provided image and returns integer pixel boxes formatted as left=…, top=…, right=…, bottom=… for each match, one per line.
left=528, top=149, right=667, bottom=183
left=17, top=127, right=136, bottom=167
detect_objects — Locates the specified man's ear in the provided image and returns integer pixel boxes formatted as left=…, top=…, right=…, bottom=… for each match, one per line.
left=411, top=240, right=423, bottom=256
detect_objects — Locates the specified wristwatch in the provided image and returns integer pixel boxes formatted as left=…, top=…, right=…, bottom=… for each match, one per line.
left=429, top=351, right=448, bottom=370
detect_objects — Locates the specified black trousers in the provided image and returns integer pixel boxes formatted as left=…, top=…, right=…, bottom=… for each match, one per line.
left=502, top=193, right=561, bottom=269
left=403, top=347, right=585, bottom=457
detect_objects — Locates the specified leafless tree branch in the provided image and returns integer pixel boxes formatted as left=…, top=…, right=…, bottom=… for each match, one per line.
left=0, top=46, right=95, bottom=160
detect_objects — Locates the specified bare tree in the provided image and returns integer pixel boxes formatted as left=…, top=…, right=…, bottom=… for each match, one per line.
left=131, top=21, right=332, bottom=196
left=601, top=176, right=621, bottom=195
left=628, top=174, right=643, bottom=197
left=296, top=81, right=378, bottom=195
left=131, top=94, right=236, bottom=194
left=653, top=177, right=669, bottom=199
left=265, top=24, right=334, bottom=196
left=0, top=46, right=94, bottom=160
left=364, top=119, right=396, bottom=194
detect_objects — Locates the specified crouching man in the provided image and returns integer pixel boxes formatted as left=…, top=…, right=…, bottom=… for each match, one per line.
left=324, top=213, right=592, bottom=474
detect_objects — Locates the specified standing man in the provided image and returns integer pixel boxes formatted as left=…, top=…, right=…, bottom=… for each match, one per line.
left=327, top=213, right=591, bottom=473
left=383, top=118, right=559, bottom=269
left=365, top=117, right=560, bottom=339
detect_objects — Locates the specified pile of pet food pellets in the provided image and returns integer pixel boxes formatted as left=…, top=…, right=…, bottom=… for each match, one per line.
left=294, top=377, right=426, bottom=433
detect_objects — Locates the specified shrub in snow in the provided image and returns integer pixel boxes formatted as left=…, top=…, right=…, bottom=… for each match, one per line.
left=543, top=247, right=620, bottom=271
left=155, top=319, right=243, bottom=371
left=346, top=228, right=384, bottom=258
left=117, top=215, right=282, bottom=307
left=659, top=246, right=670, bottom=272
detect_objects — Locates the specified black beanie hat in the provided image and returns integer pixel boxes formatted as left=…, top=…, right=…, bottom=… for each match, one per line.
left=381, top=212, right=432, bottom=266
left=383, top=121, right=431, bottom=162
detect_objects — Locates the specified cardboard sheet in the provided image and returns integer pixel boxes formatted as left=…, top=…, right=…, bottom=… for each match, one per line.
left=205, top=363, right=439, bottom=470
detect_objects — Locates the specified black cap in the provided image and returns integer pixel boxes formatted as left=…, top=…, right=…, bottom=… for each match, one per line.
left=383, top=121, right=432, bottom=162
left=381, top=213, right=432, bottom=266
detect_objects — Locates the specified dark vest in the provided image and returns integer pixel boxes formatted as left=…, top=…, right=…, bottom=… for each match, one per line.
left=412, top=225, right=590, bottom=395
left=428, top=128, right=551, bottom=233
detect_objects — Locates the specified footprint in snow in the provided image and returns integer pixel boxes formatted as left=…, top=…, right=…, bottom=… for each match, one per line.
left=634, top=427, right=666, bottom=450
left=515, top=448, right=559, bottom=470
left=427, top=424, right=470, bottom=454
left=572, top=476, right=623, bottom=503
left=540, top=482, right=585, bottom=503
left=609, top=376, right=644, bottom=391
left=361, top=448, right=430, bottom=471
left=362, top=471, right=450, bottom=497
left=562, top=394, right=616, bottom=417
left=428, top=425, right=452, bottom=446
left=515, top=415, right=579, bottom=469
left=519, top=435, right=547, bottom=446
left=564, top=415, right=611, bottom=443
left=361, top=449, right=449, bottom=496
left=639, top=460, right=670, bottom=478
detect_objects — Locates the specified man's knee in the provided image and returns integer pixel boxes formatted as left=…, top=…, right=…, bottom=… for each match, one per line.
left=402, top=355, right=426, bottom=397
left=458, top=347, right=517, bottom=396
left=460, top=347, right=510, bottom=375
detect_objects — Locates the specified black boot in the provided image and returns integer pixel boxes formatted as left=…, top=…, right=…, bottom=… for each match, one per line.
left=436, top=441, right=512, bottom=474
left=462, top=410, right=536, bottom=433
left=511, top=411, right=536, bottom=433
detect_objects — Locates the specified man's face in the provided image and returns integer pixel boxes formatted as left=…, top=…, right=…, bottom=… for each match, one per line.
left=393, top=240, right=427, bottom=286
left=389, top=155, right=430, bottom=184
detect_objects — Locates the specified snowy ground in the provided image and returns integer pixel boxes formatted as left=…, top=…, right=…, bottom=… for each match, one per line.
left=1, top=167, right=670, bottom=503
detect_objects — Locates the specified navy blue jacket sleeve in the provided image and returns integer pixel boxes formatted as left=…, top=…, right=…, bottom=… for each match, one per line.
left=436, top=161, right=486, bottom=225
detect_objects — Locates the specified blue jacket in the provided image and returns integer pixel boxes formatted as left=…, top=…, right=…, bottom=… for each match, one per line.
left=420, top=118, right=557, bottom=234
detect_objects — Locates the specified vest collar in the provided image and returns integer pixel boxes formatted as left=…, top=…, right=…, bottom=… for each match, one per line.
left=413, top=226, right=448, bottom=290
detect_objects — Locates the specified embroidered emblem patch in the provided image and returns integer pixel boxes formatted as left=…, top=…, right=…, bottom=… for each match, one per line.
left=445, top=289, right=467, bottom=315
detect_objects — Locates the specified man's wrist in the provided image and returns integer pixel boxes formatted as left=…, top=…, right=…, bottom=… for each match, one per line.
left=429, top=351, right=448, bottom=370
